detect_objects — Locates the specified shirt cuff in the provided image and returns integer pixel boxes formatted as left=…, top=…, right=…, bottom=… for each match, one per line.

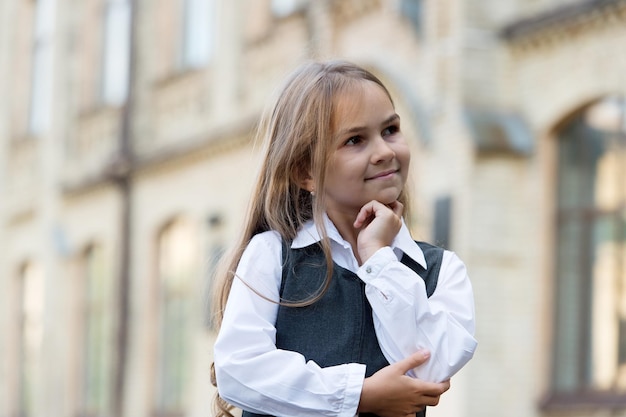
left=357, top=246, right=397, bottom=283
left=339, top=363, right=367, bottom=417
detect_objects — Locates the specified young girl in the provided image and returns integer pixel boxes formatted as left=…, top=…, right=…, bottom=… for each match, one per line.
left=211, top=60, right=477, bottom=417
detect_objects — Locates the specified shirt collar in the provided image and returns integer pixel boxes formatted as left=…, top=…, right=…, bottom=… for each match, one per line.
left=292, top=214, right=427, bottom=269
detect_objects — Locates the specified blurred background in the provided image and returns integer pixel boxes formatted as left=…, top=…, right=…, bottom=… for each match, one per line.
left=1, top=0, right=626, bottom=416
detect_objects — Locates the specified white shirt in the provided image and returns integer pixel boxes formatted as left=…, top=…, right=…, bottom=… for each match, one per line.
left=214, top=216, right=477, bottom=417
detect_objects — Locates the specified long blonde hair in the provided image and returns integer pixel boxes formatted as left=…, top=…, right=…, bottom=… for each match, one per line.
left=210, top=60, right=410, bottom=416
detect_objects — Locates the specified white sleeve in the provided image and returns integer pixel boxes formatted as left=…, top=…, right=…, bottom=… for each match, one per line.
left=213, top=232, right=365, bottom=417
left=358, top=247, right=477, bottom=382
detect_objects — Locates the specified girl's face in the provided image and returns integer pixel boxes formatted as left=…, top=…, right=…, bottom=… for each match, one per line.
left=323, top=81, right=410, bottom=218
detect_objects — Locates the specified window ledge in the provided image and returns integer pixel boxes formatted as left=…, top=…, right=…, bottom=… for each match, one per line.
left=153, top=67, right=205, bottom=90
left=77, top=103, right=124, bottom=121
left=541, top=390, right=626, bottom=412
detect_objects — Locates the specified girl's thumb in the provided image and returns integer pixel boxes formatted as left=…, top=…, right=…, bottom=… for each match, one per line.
left=395, top=350, right=430, bottom=374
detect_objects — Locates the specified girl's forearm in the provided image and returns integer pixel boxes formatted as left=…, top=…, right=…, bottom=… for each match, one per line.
left=359, top=248, right=477, bottom=381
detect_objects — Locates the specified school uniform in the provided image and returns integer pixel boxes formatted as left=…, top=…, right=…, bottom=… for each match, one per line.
left=214, top=215, right=477, bottom=417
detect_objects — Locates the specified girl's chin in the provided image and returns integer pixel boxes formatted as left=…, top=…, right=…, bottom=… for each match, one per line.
left=373, top=191, right=402, bottom=205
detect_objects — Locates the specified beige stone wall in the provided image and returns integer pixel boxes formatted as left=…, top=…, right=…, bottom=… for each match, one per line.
left=468, top=7, right=626, bottom=417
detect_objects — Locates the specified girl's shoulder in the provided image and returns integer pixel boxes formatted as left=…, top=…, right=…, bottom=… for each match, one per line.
left=237, top=230, right=284, bottom=285
left=245, top=229, right=283, bottom=254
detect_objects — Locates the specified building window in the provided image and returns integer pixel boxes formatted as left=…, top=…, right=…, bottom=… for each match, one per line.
left=17, top=262, right=44, bottom=417
left=28, top=0, right=55, bottom=135
left=552, top=97, right=626, bottom=397
left=180, top=0, right=214, bottom=69
left=399, top=0, right=424, bottom=36
left=101, top=0, right=131, bottom=105
left=203, top=213, right=224, bottom=329
left=80, top=245, right=113, bottom=416
left=155, top=218, right=197, bottom=414
left=271, top=0, right=303, bottom=17
left=155, top=0, right=214, bottom=79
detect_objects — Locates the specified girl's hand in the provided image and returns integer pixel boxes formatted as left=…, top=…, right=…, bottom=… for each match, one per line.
left=357, top=351, right=450, bottom=417
left=354, top=200, right=403, bottom=263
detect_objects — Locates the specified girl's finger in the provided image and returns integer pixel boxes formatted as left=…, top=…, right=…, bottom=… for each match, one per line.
left=387, top=200, right=403, bottom=217
left=353, top=200, right=379, bottom=228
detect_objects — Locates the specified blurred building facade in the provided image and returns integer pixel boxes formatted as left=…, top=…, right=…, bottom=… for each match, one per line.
left=1, top=0, right=626, bottom=416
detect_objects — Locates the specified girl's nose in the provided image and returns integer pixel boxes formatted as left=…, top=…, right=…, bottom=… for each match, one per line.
left=371, top=136, right=395, bottom=163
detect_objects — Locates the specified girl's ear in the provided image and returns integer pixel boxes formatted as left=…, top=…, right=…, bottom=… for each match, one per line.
left=294, top=166, right=315, bottom=193
left=299, top=175, right=316, bottom=194
left=294, top=164, right=316, bottom=193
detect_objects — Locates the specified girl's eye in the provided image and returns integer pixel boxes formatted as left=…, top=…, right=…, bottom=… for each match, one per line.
left=345, top=136, right=362, bottom=146
left=382, top=125, right=399, bottom=136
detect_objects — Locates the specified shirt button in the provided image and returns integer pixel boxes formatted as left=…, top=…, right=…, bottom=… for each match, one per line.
left=366, top=266, right=372, bottom=274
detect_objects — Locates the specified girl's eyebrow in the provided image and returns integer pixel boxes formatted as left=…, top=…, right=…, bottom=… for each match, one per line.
left=337, top=113, right=400, bottom=136
left=382, top=113, right=401, bottom=126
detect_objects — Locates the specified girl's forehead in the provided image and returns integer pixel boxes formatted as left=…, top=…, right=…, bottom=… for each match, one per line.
left=335, top=79, right=371, bottom=101
left=334, top=80, right=391, bottom=110
left=331, top=81, right=393, bottom=131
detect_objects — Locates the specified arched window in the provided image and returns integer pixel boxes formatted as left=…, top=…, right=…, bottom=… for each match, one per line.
left=17, top=262, right=44, bottom=417
left=155, top=218, right=197, bottom=415
left=80, top=244, right=113, bottom=416
left=553, top=97, right=626, bottom=396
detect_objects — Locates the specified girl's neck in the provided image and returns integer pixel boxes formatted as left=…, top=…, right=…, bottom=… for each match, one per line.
left=326, top=209, right=362, bottom=264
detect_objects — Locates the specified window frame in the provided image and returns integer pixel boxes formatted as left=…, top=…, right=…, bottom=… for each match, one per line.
left=78, top=244, right=114, bottom=417
left=16, top=262, right=45, bottom=417
left=153, top=218, right=198, bottom=415
left=546, top=97, right=626, bottom=410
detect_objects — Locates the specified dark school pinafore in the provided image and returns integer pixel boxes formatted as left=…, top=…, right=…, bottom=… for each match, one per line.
left=242, top=240, right=443, bottom=417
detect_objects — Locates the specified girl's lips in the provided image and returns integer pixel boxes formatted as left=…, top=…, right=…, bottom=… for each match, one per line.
left=366, top=169, right=398, bottom=180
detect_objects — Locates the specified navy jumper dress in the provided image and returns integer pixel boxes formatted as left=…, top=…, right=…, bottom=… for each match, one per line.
left=241, top=240, right=443, bottom=417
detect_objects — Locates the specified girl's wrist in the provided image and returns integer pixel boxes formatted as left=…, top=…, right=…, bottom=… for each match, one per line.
left=358, top=242, right=386, bottom=263
left=357, top=376, right=375, bottom=413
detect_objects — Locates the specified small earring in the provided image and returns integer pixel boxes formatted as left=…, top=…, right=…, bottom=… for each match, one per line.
left=310, top=190, right=315, bottom=197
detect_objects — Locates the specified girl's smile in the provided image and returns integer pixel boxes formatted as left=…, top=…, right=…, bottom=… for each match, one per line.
left=365, top=169, right=400, bottom=181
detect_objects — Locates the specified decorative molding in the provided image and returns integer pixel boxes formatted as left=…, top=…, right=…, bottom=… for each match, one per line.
left=5, top=137, right=39, bottom=222
left=61, top=106, right=122, bottom=193
left=152, top=69, right=211, bottom=149
left=330, top=0, right=381, bottom=28
left=132, top=116, right=257, bottom=178
left=62, top=114, right=258, bottom=196
left=500, top=0, right=626, bottom=50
